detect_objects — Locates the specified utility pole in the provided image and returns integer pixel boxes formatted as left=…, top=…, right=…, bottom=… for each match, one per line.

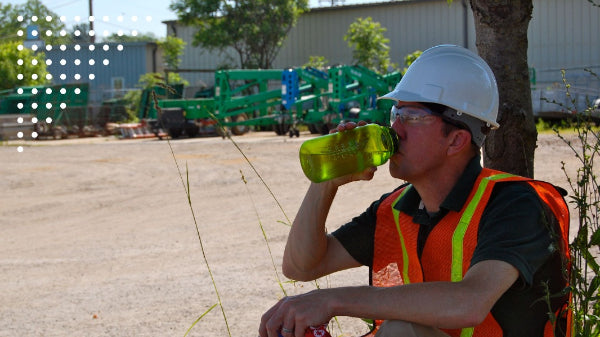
left=88, top=0, right=95, bottom=43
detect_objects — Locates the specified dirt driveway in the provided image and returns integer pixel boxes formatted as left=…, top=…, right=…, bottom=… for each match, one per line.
left=0, top=131, right=581, bottom=337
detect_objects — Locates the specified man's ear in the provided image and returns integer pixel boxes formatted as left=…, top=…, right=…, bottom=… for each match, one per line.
left=447, top=129, right=472, bottom=156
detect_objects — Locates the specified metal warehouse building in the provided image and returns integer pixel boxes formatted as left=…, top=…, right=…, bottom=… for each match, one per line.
left=167, top=0, right=599, bottom=112
left=45, top=42, right=164, bottom=105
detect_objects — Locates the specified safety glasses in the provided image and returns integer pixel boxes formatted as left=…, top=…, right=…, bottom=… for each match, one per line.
left=390, top=104, right=440, bottom=126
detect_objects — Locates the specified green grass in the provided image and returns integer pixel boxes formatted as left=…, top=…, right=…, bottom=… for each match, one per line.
left=536, top=117, right=600, bottom=135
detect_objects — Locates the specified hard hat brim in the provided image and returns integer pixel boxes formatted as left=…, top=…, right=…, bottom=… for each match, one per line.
left=378, top=91, right=500, bottom=129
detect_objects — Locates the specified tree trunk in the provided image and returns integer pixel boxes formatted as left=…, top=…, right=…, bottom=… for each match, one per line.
left=470, top=0, right=537, bottom=178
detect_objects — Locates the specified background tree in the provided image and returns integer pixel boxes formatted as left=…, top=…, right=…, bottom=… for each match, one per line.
left=169, top=0, right=309, bottom=69
left=0, top=3, right=22, bottom=42
left=122, top=72, right=189, bottom=123
left=158, top=36, right=186, bottom=71
left=0, top=0, right=69, bottom=90
left=303, top=55, right=329, bottom=71
left=0, top=40, right=48, bottom=90
left=402, top=49, right=422, bottom=75
left=123, top=36, right=189, bottom=121
left=344, top=17, right=395, bottom=74
left=103, top=32, right=158, bottom=43
left=157, top=35, right=188, bottom=87
left=70, top=23, right=90, bottom=43
left=0, top=0, right=70, bottom=45
left=466, top=0, right=536, bottom=177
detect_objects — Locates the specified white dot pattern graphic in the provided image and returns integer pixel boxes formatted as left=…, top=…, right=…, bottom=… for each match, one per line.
left=11, top=15, right=153, bottom=151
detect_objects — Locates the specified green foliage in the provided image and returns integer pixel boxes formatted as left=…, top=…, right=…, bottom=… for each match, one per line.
left=136, top=73, right=166, bottom=90
left=216, top=60, right=237, bottom=71
left=169, top=0, right=309, bottom=69
left=554, top=70, right=600, bottom=336
left=103, top=32, right=158, bottom=43
left=0, top=0, right=70, bottom=45
left=136, top=72, right=189, bottom=90
left=121, top=89, right=142, bottom=122
left=344, top=17, right=395, bottom=74
left=402, top=50, right=422, bottom=74
left=558, top=117, right=600, bottom=337
left=0, top=40, right=48, bottom=90
left=0, top=3, right=23, bottom=42
left=120, top=72, right=189, bottom=121
left=536, top=118, right=584, bottom=134
left=2, top=0, right=157, bottom=46
left=158, top=36, right=186, bottom=70
left=303, top=56, right=329, bottom=70
left=70, top=23, right=91, bottom=43
left=536, top=118, right=554, bottom=132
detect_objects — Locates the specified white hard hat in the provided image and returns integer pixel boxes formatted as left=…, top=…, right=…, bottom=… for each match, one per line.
left=381, top=44, right=499, bottom=129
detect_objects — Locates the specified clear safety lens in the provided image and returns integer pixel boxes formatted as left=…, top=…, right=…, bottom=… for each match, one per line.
left=390, top=104, right=438, bottom=125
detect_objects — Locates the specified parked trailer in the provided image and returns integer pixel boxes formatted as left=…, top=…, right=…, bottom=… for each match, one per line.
left=531, top=87, right=600, bottom=123
left=143, top=69, right=288, bottom=138
left=214, top=69, right=288, bottom=135
left=0, top=114, right=35, bottom=140
left=281, top=67, right=330, bottom=135
left=143, top=66, right=401, bottom=139
left=283, top=65, right=401, bottom=134
left=0, top=87, right=37, bottom=140
left=0, top=83, right=94, bottom=139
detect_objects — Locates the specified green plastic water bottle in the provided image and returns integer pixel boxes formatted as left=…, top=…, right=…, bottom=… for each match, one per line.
left=299, top=124, right=399, bottom=183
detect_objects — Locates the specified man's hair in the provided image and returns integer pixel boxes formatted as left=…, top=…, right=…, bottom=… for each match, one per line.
left=440, top=122, right=481, bottom=155
left=423, top=102, right=489, bottom=151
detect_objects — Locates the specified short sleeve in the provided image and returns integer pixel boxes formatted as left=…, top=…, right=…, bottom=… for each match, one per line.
left=470, top=183, right=556, bottom=286
left=332, top=193, right=391, bottom=267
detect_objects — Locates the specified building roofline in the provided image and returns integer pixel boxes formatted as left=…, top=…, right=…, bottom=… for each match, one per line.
left=162, top=0, right=444, bottom=24
left=308, top=0, right=442, bottom=12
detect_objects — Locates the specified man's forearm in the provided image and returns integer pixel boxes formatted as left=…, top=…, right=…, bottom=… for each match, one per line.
left=324, top=283, right=480, bottom=329
left=325, top=260, right=518, bottom=329
left=282, top=181, right=338, bottom=280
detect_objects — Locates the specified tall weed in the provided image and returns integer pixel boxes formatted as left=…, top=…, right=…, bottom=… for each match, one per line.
left=553, top=70, right=600, bottom=336
left=151, top=89, right=232, bottom=336
left=152, top=88, right=296, bottom=336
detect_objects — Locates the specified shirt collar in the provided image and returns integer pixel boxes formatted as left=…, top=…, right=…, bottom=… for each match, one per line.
left=394, top=155, right=483, bottom=214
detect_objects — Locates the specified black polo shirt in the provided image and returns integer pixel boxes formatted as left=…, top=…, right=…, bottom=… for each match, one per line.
left=332, top=156, right=569, bottom=336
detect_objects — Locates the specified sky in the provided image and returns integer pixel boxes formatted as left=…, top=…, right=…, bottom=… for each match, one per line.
left=9, top=0, right=370, bottom=39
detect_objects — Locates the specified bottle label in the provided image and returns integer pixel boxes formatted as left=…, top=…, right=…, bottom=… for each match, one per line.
left=325, top=138, right=368, bottom=160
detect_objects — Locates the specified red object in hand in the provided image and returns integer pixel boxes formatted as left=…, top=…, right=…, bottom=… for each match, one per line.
left=279, top=324, right=331, bottom=337
left=305, top=324, right=331, bottom=337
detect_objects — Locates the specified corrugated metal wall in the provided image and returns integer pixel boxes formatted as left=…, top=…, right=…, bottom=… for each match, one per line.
left=166, top=22, right=233, bottom=94
left=274, top=0, right=474, bottom=69
left=171, top=0, right=476, bottom=88
left=46, top=42, right=160, bottom=104
left=527, top=0, right=600, bottom=114
left=170, top=0, right=598, bottom=95
left=528, top=0, right=600, bottom=90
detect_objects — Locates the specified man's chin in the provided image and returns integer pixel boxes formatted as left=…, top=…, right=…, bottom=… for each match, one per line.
left=388, top=166, right=403, bottom=180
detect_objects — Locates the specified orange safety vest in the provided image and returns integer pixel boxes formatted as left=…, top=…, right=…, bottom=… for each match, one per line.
left=367, top=168, right=571, bottom=337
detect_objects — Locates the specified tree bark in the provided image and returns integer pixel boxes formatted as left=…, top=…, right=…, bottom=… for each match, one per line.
left=470, top=0, right=537, bottom=178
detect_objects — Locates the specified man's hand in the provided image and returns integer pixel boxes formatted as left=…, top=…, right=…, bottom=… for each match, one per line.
left=259, top=290, right=332, bottom=337
left=329, top=120, right=368, bottom=134
left=326, top=120, right=377, bottom=186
